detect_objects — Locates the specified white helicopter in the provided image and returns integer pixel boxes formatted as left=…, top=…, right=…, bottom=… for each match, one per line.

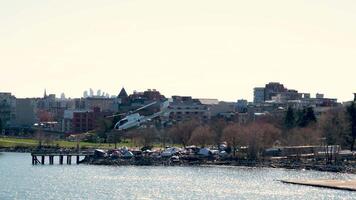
left=108, top=100, right=170, bottom=131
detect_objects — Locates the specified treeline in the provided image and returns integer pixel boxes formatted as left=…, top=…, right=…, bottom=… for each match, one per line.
left=93, top=102, right=356, bottom=159
left=6, top=102, right=355, bottom=158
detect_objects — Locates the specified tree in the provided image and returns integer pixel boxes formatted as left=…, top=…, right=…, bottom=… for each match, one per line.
left=222, top=124, right=247, bottom=156
left=284, top=107, right=296, bottom=129
left=188, top=125, right=214, bottom=147
left=96, top=118, right=112, bottom=141
left=260, top=123, right=282, bottom=147
left=284, top=127, right=321, bottom=146
left=245, top=122, right=281, bottom=160
left=169, top=119, right=200, bottom=147
left=132, top=128, right=157, bottom=148
left=106, top=131, right=122, bottom=149
left=209, top=119, right=227, bottom=147
left=347, top=102, right=356, bottom=151
left=297, top=107, right=317, bottom=127
left=319, top=108, right=349, bottom=147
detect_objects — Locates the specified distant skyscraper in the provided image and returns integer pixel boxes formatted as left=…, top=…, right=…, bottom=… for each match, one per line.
left=97, top=89, right=102, bottom=97
left=89, top=88, right=94, bottom=97
left=60, top=93, right=66, bottom=99
left=83, top=91, right=88, bottom=98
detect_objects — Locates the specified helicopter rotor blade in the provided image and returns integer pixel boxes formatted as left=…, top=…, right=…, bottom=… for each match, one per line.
left=106, top=113, right=127, bottom=118
left=132, top=101, right=157, bottom=113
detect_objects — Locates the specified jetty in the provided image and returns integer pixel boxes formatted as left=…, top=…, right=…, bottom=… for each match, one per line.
left=280, top=179, right=356, bottom=191
left=31, top=151, right=94, bottom=165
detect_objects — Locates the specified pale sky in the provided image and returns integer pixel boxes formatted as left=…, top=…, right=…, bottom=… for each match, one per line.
left=1, top=0, right=355, bottom=102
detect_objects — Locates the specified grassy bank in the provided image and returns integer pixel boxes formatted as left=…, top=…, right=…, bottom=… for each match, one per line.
left=0, top=136, right=134, bottom=149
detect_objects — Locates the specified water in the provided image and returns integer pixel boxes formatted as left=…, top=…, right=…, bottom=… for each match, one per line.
left=0, top=153, right=355, bottom=200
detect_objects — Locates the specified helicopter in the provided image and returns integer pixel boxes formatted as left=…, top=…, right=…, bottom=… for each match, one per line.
left=107, top=100, right=170, bottom=131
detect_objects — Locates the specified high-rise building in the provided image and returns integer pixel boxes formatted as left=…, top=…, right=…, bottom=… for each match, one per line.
left=264, top=82, right=287, bottom=101
left=83, top=91, right=88, bottom=98
left=253, top=87, right=265, bottom=104
left=0, top=92, right=16, bottom=128
left=89, top=88, right=94, bottom=97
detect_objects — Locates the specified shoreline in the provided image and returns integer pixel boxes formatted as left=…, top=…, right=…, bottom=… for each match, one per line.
left=80, top=154, right=356, bottom=174
left=1, top=147, right=355, bottom=174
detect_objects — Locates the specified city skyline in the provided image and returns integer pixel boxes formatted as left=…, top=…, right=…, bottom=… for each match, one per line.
left=1, top=0, right=356, bottom=101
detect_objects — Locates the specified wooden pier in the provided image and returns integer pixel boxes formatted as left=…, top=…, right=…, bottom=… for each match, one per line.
left=31, top=152, right=94, bottom=165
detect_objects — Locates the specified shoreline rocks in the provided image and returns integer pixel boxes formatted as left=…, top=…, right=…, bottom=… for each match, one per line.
left=1, top=147, right=354, bottom=174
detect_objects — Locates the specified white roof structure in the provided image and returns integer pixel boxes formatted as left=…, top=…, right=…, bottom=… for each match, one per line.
left=198, top=98, right=219, bottom=105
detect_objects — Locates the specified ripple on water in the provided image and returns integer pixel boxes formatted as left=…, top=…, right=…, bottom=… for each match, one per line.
left=0, top=153, right=355, bottom=200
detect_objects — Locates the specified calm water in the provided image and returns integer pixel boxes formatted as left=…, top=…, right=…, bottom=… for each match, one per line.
left=0, top=153, right=355, bottom=200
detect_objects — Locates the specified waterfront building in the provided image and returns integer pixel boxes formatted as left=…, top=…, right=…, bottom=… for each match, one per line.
left=0, top=92, right=16, bottom=128
left=167, top=96, right=209, bottom=122
left=62, top=107, right=113, bottom=133
left=15, top=98, right=37, bottom=127
left=62, top=109, right=95, bottom=133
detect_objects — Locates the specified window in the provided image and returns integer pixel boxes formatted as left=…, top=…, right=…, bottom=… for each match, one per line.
left=119, top=119, right=128, bottom=126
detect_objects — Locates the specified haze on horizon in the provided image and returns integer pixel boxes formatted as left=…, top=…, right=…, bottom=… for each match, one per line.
left=1, top=0, right=355, bottom=102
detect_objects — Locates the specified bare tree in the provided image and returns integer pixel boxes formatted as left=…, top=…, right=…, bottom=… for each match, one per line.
left=169, top=119, right=200, bottom=147
left=107, top=131, right=122, bottom=149
left=210, top=119, right=227, bottom=147
left=245, top=122, right=281, bottom=160
left=284, top=127, right=321, bottom=146
left=319, top=108, right=349, bottom=147
left=132, top=128, right=158, bottom=148
left=188, top=125, right=214, bottom=147
left=222, top=124, right=247, bottom=156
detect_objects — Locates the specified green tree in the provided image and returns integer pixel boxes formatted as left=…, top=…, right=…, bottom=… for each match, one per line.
left=297, top=107, right=317, bottom=127
left=96, top=118, right=112, bottom=141
left=347, top=102, right=356, bottom=151
left=284, top=107, right=296, bottom=129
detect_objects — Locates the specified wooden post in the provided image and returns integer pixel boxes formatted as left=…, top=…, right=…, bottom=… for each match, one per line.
left=59, top=155, right=64, bottom=165
left=76, top=155, right=80, bottom=165
left=49, top=156, right=54, bottom=165
left=41, top=156, right=45, bottom=165
left=67, top=155, right=72, bottom=165
left=32, top=155, right=35, bottom=165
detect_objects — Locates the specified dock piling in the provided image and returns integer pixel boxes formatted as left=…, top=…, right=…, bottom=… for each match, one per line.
left=31, top=152, right=92, bottom=165
left=49, top=156, right=54, bottom=165
left=59, top=155, right=63, bottom=165
left=67, top=155, right=72, bottom=165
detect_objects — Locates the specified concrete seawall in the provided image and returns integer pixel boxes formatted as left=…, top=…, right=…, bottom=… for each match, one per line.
left=280, top=179, right=356, bottom=191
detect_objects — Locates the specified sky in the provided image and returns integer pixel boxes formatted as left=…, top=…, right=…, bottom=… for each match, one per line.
left=0, top=0, right=356, bottom=102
